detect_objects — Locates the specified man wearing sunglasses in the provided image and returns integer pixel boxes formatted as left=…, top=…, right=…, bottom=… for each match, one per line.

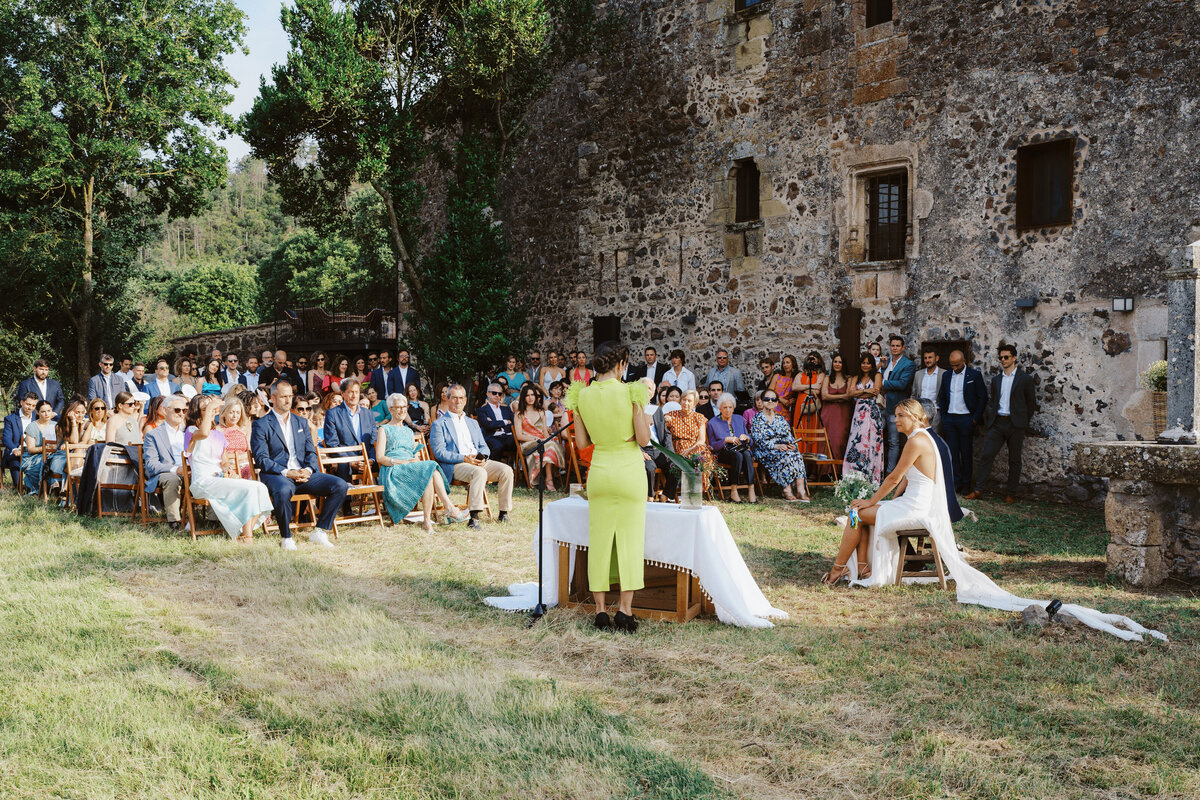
left=219, top=353, right=242, bottom=391
left=143, top=397, right=189, bottom=529
left=87, top=354, right=125, bottom=410
left=965, top=344, right=1036, bottom=504
left=476, top=382, right=516, bottom=460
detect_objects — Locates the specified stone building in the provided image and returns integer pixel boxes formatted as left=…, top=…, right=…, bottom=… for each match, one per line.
left=500, top=0, right=1200, bottom=499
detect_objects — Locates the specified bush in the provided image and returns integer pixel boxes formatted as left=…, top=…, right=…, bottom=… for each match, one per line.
left=166, top=262, right=261, bottom=332
left=1138, top=360, right=1167, bottom=392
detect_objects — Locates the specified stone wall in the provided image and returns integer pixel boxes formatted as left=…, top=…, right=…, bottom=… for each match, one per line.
left=500, top=0, right=1200, bottom=500
left=170, top=322, right=279, bottom=363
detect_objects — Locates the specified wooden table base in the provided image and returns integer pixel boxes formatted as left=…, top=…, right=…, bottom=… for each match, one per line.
left=557, top=542, right=711, bottom=623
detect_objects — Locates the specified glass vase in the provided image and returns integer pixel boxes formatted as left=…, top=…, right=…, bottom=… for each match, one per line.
left=680, top=471, right=704, bottom=509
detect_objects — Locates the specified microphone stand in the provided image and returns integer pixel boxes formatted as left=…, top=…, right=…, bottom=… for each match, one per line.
left=528, top=417, right=574, bottom=627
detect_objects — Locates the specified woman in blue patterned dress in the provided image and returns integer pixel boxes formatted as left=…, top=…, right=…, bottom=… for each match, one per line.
left=843, top=353, right=884, bottom=484
left=376, top=393, right=469, bottom=531
left=749, top=389, right=810, bottom=502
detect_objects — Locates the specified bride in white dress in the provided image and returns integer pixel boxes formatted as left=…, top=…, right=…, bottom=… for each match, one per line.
left=823, top=399, right=1167, bottom=643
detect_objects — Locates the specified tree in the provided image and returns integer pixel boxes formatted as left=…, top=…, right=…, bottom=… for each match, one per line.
left=0, top=0, right=245, bottom=388
left=257, top=225, right=391, bottom=320
left=165, top=262, right=260, bottom=333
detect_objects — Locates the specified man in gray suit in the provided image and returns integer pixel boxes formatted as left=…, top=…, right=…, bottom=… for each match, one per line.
left=143, top=396, right=188, bottom=529
left=965, top=343, right=1037, bottom=503
left=910, top=345, right=945, bottom=433
left=87, top=354, right=126, bottom=410
left=639, top=377, right=677, bottom=499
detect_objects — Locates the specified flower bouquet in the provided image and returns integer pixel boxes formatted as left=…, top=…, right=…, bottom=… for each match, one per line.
left=651, top=441, right=726, bottom=508
left=835, top=469, right=878, bottom=526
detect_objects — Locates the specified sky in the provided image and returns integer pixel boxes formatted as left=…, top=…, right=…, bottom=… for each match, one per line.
left=221, top=1, right=291, bottom=165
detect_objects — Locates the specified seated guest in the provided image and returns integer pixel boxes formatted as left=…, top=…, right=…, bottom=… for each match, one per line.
left=88, top=354, right=125, bottom=410
left=569, top=351, right=594, bottom=385
left=218, top=395, right=255, bottom=480
left=663, top=349, right=696, bottom=392
left=322, top=379, right=378, bottom=482
left=83, top=398, right=108, bottom=445
left=707, top=393, right=756, bottom=502
left=497, top=355, right=525, bottom=404
left=376, top=392, right=469, bottom=531
left=106, top=391, right=144, bottom=445
left=430, top=384, right=514, bottom=530
left=546, top=380, right=570, bottom=431
left=638, top=377, right=677, bottom=500
left=56, top=399, right=90, bottom=488
left=705, top=348, right=747, bottom=406
left=250, top=381, right=349, bottom=550
left=292, top=393, right=321, bottom=446
left=239, top=356, right=261, bottom=392
left=404, top=383, right=431, bottom=436
left=743, top=391, right=765, bottom=427
left=664, top=389, right=714, bottom=491
left=541, top=351, right=566, bottom=391
left=319, top=385, right=344, bottom=416
left=750, top=390, right=811, bottom=502
left=142, top=396, right=167, bottom=437
left=21, top=400, right=60, bottom=494
left=185, top=395, right=274, bottom=542
left=16, top=359, right=65, bottom=417
left=513, top=384, right=564, bottom=491
left=326, top=355, right=351, bottom=392
left=143, top=396, right=188, bottom=530
left=365, top=385, right=388, bottom=425
left=432, top=383, right=452, bottom=420
left=476, top=382, right=516, bottom=459
left=699, top=381, right=723, bottom=420
left=3, top=393, right=37, bottom=487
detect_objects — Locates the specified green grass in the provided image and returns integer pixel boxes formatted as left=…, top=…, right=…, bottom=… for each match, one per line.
left=0, top=487, right=1196, bottom=799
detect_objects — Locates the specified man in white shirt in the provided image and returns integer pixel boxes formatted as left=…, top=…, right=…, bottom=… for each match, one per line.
left=429, top=384, right=514, bottom=530
left=3, top=393, right=38, bottom=487
left=15, top=359, right=65, bottom=417
left=219, top=354, right=241, bottom=393
left=143, top=397, right=188, bottom=529
left=240, top=356, right=261, bottom=392
left=965, top=344, right=1037, bottom=503
left=937, top=350, right=988, bottom=494
left=146, top=359, right=180, bottom=404
left=114, top=357, right=134, bottom=391
left=663, top=348, right=696, bottom=392
left=394, top=349, right=420, bottom=394
left=911, top=346, right=945, bottom=432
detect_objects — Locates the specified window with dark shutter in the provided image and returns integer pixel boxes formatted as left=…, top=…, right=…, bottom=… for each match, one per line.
left=866, top=171, right=907, bottom=261
left=1016, top=139, right=1074, bottom=230
left=866, top=0, right=893, bottom=27
left=734, top=159, right=760, bottom=223
left=734, top=0, right=765, bottom=10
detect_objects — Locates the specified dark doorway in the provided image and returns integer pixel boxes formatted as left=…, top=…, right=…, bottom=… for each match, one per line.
left=592, top=315, right=621, bottom=354
left=838, top=306, right=863, bottom=369
left=920, top=339, right=972, bottom=368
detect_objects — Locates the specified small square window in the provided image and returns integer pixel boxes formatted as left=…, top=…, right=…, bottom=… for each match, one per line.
left=866, top=171, right=907, bottom=261
left=866, top=0, right=893, bottom=27
left=1016, top=138, right=1075, bottom=230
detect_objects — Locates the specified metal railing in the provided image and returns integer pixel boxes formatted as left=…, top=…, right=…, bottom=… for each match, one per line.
left=274, top=307, right=398, bottom=351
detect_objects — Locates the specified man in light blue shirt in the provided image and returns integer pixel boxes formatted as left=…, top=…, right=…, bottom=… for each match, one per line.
left=704, top=348, right=747, bottom=406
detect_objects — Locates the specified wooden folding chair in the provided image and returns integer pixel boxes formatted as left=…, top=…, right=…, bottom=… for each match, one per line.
left=95, top=444, right=141, bottom=521
left=64, top=442, right=89, bottom=511
left=512, top=441, right=533, bottom=489
left=181, top=455, right=225, bottom=539
left=18, top=457, right=51, bottom=501
left=125, top=443, right=164, bottom=525
left=565, top=437, right=588, bottom=485
left=317, top=443, right=386, bottom=538
left=797, top=427, right=842, bottom=487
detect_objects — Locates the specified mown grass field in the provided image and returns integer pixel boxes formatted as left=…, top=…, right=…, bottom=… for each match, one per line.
left=0, top=486, right=1196, bottom=799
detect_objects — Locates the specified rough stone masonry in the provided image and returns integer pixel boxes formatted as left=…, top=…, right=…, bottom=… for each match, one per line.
left=499, top=0, right=1200, bottom=501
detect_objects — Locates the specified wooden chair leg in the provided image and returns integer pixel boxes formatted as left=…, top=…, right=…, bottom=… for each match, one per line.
left=930, top=537, right=947, bottom=589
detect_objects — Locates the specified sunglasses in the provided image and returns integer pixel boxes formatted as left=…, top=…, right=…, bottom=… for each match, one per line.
left=226, top=358, right=238, bottom=363
left=294, top=405, right=311, bottom=412
left=122, top=401, right=139, bottom=407
left=487, top=390, right=502, bottom=395
left=101, top=362, right=113, bottom=367
left=764, top=396, right=779, bottom=402
left=90, top=405, right=107, bottom=411
left=699, top=394, right=709, bottom=400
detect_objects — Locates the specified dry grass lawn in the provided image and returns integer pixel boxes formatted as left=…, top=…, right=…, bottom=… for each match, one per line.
left=0, top=486, right=1196, bottom=799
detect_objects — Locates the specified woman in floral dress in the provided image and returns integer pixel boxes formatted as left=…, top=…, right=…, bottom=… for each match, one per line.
left=750, top=389, right=810, bottom=502
left=664, top=389, right=714, bottom=491
left=843, top=352, right=884, bottom=484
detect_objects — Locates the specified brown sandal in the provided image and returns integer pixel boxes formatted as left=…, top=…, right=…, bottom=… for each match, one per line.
left=820, top=562, right=850, bottom=585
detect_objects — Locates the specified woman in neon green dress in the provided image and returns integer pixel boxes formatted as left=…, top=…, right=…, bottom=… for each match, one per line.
left=566, top=342, right=651, bottom=632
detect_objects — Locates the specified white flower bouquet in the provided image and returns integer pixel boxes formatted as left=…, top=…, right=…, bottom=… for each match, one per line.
left=834, top=469, right=878, bottom=511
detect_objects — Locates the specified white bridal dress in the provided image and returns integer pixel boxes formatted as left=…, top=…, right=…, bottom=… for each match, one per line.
left=186, top=428, right=274, bottom=540
left=850, top=428, right=1167, bottom=643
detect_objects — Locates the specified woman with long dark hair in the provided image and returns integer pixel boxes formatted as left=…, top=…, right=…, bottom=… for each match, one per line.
left=820, top=353, right=853, bottom=460
left=844, top=352, right=884, bottom=483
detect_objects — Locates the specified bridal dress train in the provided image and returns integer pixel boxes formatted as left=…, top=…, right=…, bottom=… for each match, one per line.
left=849, top=428, right=1167, bottom=643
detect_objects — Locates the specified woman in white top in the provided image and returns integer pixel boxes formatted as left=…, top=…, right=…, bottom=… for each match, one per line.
left=184, top=395, right=273, bottom=542
left=106, top=391, right=144, bottom=445
left=540, top=351, right=566, bottom=391
left=662, top=348, right=697, bottom=392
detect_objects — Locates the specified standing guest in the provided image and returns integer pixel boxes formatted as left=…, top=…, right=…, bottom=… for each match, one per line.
left=911, top=345, right=945, bottom=433
left=376, top=392, right=468, bottom=531
left=394, top=349, right=420, bottom=394
left=105, top=392, right=144, bottom=445
left=566, top=341, right=651, bottom=632
left=240, top=356, right=261, bottom=393
left=705, top=348, right=747, bottom=406
left=251, top=381, right=349, bottom=550
left=219, top=353, right=242, bottom=388
left=699, top=381, right=723, bottom=420
left=209, top=348, right=223, bottom=366
left=965, top=344, right=1037, bottom=503
left=791, top=351, right=825, bottom=452
left=404, top=383, right=431, bottom=437
left=707, top=393, right=757, bottom=503
left=476, top=382, right=517, bottom=460
left=880, top=335, right=916, bottom=473
left=365, top=385, right=388, bottom=424
left=143, top=396, right=188, bottom=530
left=431, top=382, right=452, bottom=421
left=743, top=391, right=765, bottom=428
left=4, top=393, right=38, bottom=487
left=755, top=357, right=775, bottom=393
left=514, top=384, right=565, bottom=491
left=21, top=401, right=60, bottom=494
left=217, top=395, right=255, bottom=480
left=326, top=355, right=350, bottom=392
left=525, top=350, right=543, bottom=387
left=147, top=360, right=181, bottom=404
left=367, top=353, right=380, bottom=372
left=368, top=351, right=398, bottom=399
left=662, top=349, right=696, bottom=393
left=322, top=380, right=378, bottom=482
left=200, top=358, right=223, bottom=396
left=429, top=384, right=515, bottom=530
left=569, top=351, right=594, bottom=385
left=260, top=350, right=274, bottom=373
left=83, top=398, right=108, bottom=445
left=185, top=396, right=274, bottom=542
left=141, top=396, right=167, bottom=437
left=126, top=363, right=148, bottom=395
left=541, top=351, right=566, bottom=391
left=115, top=357, right=134, bottom=390
left=750, top=390, right=811, bottom=502
left=351, top=356, right=369, bottom=384
left=664, top=389, right=714, bottom=492
left=637, top=377, right=677, bottom=501
left=938, top=349, right=988, bottom=495
left=844, top=353, right=884, bottom=483
left=771, top=354, right=800, bottom=425
left=294, top=355, right=312, bottom=397
left=16, top=359, right=65, bottom=417
left=88, top=354, right=125, bottom=410
left=176, top=357, right=203, bottom=393
left=819, top=353, right=854, bottom=460
left=260, top=350, right=302, bottom=392
left=497, top=355, right=526, bottom=404
left=631, top=346, right=669, bottom=385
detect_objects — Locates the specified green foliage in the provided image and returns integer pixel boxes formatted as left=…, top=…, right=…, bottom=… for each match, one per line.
left=0, top=327, right=55, bottom=414
left=1139, top=360, right=1167, bottom=392
left=166, top=263, right=260, bottom=333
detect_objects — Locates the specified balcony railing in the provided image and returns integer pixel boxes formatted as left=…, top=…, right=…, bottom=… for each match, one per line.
left=275, top=307, right=398, bottom=352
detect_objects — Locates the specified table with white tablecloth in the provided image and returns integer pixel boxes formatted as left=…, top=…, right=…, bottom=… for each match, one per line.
left=484, top=497, right=788, bottom=628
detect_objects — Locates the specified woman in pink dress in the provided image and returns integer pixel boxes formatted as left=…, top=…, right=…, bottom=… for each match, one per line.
left=770, top=354, right=799, bottom=426
left=218, top=395, right=255, bottom=480
left=819, top=353, right=853, bottom=460
left=569, top=351, right=594, bottom=385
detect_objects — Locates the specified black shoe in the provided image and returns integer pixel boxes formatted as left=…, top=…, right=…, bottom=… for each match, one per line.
left=467, top=518, right=482, bottom=531
left=497, top=511, right=510, bottom=524
left=613, top=611, right=639, bottom=634
left=167, top=521, right=181, bottom=532
left=594, top=612, right=612, bottom=630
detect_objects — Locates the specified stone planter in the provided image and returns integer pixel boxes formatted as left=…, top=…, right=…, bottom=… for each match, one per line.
left=680, top=471, right=704, bottom=509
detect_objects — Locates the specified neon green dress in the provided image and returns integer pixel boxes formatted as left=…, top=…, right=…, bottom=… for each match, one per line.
left=567, top=378, right=650, bottom=592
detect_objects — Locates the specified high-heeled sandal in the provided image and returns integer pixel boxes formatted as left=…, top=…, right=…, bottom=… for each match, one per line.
left=857, top=561, right=871, bottom=579
left=820, top=562, right=850, bottom=585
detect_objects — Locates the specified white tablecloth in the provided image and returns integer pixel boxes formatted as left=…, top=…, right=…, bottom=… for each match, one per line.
left=484, top=497, right=788, bottom=628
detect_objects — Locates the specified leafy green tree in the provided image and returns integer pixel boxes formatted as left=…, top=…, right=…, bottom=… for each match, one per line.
left=166, top=263, right=260, bottom=333
left=0, top=327, right=55, bottom=414
left=0, top=0, right=245, bottom=388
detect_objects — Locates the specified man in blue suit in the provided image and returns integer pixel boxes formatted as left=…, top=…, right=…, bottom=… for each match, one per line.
left=322, top=379, right=378, bottom=483
left=880, top=334, right=916, bottom=473
left=937, top=349, right=988, bottom=494
left=145, top=359, right=182, bottom=403
left=475, top=382, right=516, bottom=459
left=251, top=381, right=348, bottom=550
left=368, top=350, right=401, bottom=400
left=3, top=393, right=38, bottom=488
left=430, top=384, right=513, bottom=530
left=143, top=396, right=188, bottom=529
left=87, top=354, right=126, bottom=410
left=15, top=359, right=65, bottom=417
